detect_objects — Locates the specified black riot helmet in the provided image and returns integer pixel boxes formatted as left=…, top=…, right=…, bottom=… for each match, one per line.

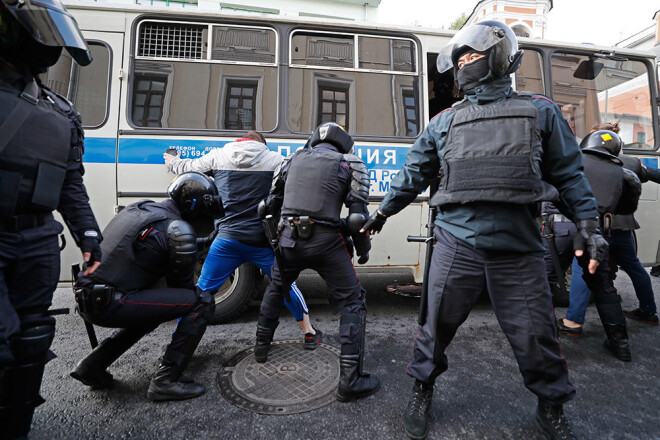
left=580, top=130, right=623, bottom=164
left=167, top=172, right=224, bottom=221
left=0, top=0, right=92, bottom=67
left=437, top=20, right=523, bottom=84
left=308, top=122, right=354, bottom=154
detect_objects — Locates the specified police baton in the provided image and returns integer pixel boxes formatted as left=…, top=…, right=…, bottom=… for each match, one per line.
left=407, top=178, right=440, bottom=326
left=262, top=214, right=292, bottom=303
left=71, top=263, right=99, bottom=349
left=541, top=215, right=568, bottom=297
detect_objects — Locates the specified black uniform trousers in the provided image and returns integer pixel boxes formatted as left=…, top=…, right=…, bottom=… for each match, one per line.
left=80, top=287, right=205, bottom=364
left=0, top=221, right=62, bottom=344
left=575, top=241, right=626, bottom=327
left=259, top=228, right=366, bottom=351
left=407, top=227, right=575, bottom=405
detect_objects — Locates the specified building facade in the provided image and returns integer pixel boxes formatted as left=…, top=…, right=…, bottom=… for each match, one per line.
left=463, top=0, right=552, bottom=38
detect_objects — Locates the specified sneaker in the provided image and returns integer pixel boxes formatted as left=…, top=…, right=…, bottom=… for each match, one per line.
left=623, top=308, right=659, bottom=326
left=556, top=318, right=583, bottom=338
left=304, top=329, right=323, bottom=350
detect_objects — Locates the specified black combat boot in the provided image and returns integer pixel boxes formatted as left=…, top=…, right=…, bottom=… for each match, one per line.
left=254, top=324, right=276, bottom=363
left=403, top=380, right=434, bottom=440
left=535, top=401, right=577, bottom=440
left=71, top=328, right=152, bottom=389
left=602, top=323, right=631, bottom=362
left=336, top=353, right=381, bottom=402
left=146, top=359, right=206, bottom=401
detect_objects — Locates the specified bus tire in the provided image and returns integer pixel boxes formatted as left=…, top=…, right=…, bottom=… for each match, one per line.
left=208, top=263, right=263, bottom=324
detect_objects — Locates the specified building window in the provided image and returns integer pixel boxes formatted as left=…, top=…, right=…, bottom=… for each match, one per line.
left=317, top=86, right=349, bottom=130
left=402, top=90, right=417, bottom=136
left=132, top=74, right=167, bottom=127
left=225, top=82, right=257, bottom=130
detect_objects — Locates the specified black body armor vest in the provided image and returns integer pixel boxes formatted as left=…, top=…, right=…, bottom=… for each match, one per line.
left=430, top=93, right=558, bottom=207
left=0, top=79, right=71, bottom=216
left=281, top=147, right=345, bottom=222
left=90, top=201, right=179, bottom=292
left=582, top=153, right=624, bottom=216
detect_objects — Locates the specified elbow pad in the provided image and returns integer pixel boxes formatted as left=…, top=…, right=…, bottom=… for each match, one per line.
left=167, top=220, right=197, bottom=279
left=614, top=168, right=642, bottom=215
left=344, top=154, right=370, bottom=203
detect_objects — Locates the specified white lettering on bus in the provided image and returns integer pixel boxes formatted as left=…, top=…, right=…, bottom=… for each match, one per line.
left=383, top=149, right=396, bottom=165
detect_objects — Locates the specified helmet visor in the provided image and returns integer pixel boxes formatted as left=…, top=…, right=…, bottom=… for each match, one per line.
left=6, top=0, right=92, bottom=65
left=436, top=24, right=506, bottom=73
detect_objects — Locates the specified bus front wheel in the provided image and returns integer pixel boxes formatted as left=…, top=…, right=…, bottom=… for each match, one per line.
left=210, top=263, right=263, bottom=324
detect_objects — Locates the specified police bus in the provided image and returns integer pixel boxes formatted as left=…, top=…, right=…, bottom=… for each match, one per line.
left=49, top=2, right=660, bottom=322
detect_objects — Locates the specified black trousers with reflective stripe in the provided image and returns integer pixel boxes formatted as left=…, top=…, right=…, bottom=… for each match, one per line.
left=258, top=229, right=366, bottom=350
left=407, top=227, right=575, bottom=405
left=81, top=287, right=206, bottom=366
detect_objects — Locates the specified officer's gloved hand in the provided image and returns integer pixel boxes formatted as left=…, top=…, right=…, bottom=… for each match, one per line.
left=361, top=210, right=387, bottom=235
left=573, top=219, right=608, bottom=274
left=196, top=228, right=218, bottom=251
left=80, top=230, right=102, bottom=275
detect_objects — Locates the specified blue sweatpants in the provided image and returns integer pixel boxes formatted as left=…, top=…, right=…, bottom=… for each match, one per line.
left=197, top=237, right=308, bottom=321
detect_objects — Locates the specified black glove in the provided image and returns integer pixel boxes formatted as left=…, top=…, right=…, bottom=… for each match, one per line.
left=196, top=228, right=218, bottom=251
left=80, top=230, right=102, bottom=265
left=362, top=210, right=387, bottom=234
left=573, top=219, right=608, bottom=263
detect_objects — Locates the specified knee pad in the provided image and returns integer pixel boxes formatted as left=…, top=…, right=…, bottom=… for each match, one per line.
left=1, top=322, right=56, bottom=410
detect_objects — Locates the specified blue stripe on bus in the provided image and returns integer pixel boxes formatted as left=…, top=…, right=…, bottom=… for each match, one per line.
left=641, top=158, right=658, bottom=169
left=83, top=137, right=116, bottom=163
left=89, top=137, right=411, bottom=170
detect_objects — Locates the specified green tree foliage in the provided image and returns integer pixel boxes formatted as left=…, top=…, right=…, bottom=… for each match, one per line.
left=447, top=12, right=468, bottom=30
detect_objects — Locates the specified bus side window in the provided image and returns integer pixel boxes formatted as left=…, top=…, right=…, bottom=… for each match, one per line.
left=551, top=52, right=654, bottom=149
left=289, top=31, right=421, bottom=138
left=515, top=49, right=545, bottom=96
left=40, top=42, right=112, bottom=128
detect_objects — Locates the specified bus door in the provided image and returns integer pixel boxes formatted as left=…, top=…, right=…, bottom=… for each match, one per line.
left=42, top=31, right=124, bottom=280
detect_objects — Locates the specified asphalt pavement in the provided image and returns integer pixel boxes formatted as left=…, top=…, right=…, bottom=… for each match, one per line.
left=31, top=270, right=660, bottom=440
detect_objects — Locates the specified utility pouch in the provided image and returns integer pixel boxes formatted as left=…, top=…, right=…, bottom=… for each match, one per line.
left=294, top=216, right=314, bottom=240
left=74, top=285, right=114, bottom=312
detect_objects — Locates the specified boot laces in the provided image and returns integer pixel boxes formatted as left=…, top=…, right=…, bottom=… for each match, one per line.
left=408, top=384, right=433, bottom=417
left=548, top=407, right=576, bottom=440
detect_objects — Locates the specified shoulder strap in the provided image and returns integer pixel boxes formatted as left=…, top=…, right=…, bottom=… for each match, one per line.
left=0, top=79, right=39, bottom=155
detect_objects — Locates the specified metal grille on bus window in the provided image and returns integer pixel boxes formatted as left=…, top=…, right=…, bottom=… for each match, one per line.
left=307, top=39, right=353, bottom=68
left=211, top=27, right=275, bottom=63
left=138, top=22, right=206, bottom=60
left=392, top=40, right=415, bottom=72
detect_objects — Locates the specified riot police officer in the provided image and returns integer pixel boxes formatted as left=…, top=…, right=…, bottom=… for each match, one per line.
left=0, top=1, right=103, bottom=437
left=556, top=130, right=642, bottom=358
left=255, top=122, right=379, bottom=402
left=362, top=21, right=606, bottom=440
left=70, top=172, right=222, bottom=401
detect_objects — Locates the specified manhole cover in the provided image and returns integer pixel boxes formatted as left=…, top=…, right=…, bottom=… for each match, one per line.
left=217, top=341, right=340, bottom=415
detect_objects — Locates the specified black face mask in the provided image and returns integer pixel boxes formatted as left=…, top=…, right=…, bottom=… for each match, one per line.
left=0, top=20, right=62, bottom=75
left=456, top=56, right=490, bottom=91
